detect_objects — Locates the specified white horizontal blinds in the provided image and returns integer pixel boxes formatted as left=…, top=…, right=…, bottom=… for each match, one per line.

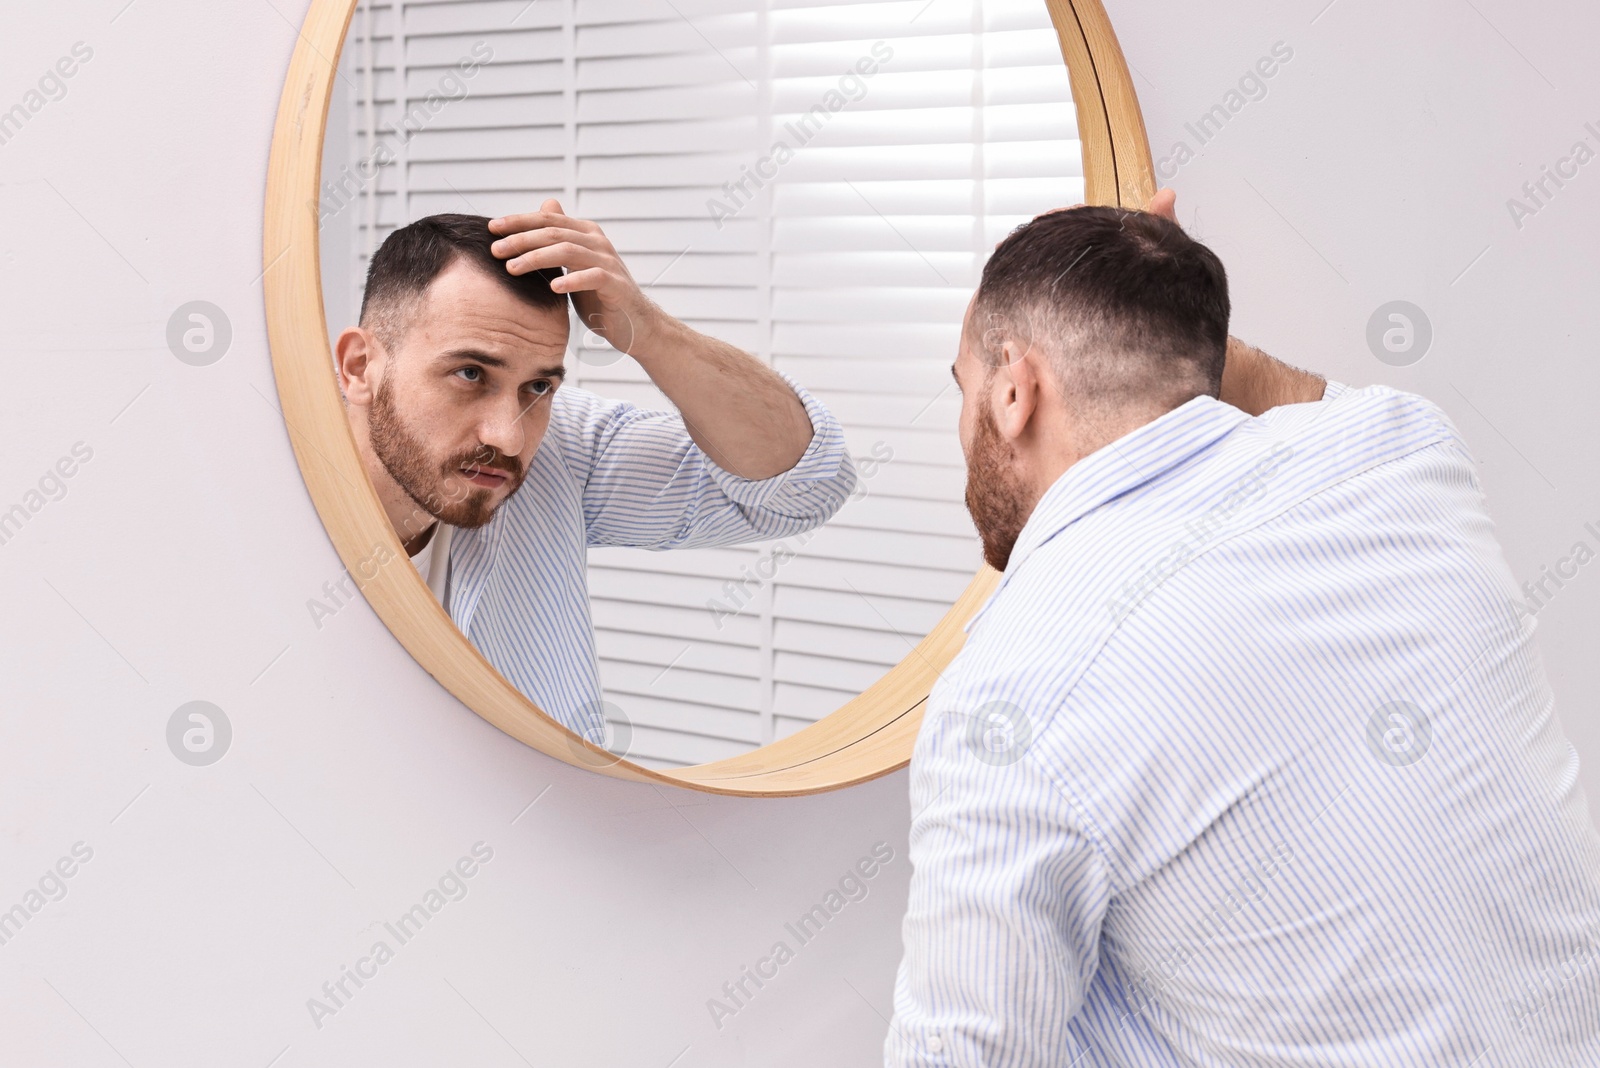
left=339, top=0, right=573, bottom=274
left=332, top=0, right=1081, bottom=769
left=572, top=0, right=775, bottom=768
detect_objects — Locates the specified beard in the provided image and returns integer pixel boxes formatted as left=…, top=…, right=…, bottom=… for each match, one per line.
left=964, top=400, right=1032, bottom=573
left=367, top=373, right=523, bottom=531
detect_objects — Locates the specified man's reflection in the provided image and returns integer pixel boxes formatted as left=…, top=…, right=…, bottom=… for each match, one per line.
left=332, top=206, right=857, bottom=743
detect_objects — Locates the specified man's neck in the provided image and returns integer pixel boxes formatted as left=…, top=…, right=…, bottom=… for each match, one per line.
left=1021, top=396, right=1195, bottom=511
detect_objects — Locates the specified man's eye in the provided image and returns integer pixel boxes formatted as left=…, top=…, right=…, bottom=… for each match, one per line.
left=526, top=379, right=554, bottom=397
left=454, top=366, right=484, bottom=383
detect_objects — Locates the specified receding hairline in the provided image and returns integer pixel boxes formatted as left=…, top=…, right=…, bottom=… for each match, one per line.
left=362, top=252, right=569, bottom=350
left=358, top=212, right=567, bottom=351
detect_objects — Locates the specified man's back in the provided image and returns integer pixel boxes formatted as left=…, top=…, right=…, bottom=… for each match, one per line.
left=890, top=384, right=1600, bottom=1067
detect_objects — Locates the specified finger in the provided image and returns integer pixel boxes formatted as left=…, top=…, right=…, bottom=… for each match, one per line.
left=487, top=210, right=600, bottom=236
left=487, top=210, right=544, bottom=234
left=500, top=226, right=603, bottom=248
left=492, top=226, right=610, bottom=260
left=507, top=243, right=611, bottom=276
left=549, top=266, right=609, bottom=294
left=1145, top=187, right=1178, bottom=221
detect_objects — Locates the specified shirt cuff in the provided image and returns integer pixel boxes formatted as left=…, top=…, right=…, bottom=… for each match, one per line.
left=1320, top=378, right=1352, bottom=402
left=702, top=369, right=859, bottom=511
left=884, top=1023, right=957, bottom=1067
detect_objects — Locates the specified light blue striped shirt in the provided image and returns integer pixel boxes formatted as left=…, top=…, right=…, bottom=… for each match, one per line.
left=430, top=370, right=857, bottom=741
left=887, top=381, right=1600, bottom=1067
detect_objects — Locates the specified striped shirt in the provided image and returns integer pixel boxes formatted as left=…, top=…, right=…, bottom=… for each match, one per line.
left=886, top=381, right=1600, bottom=1067
left=431, top=371, right=857, bottom=742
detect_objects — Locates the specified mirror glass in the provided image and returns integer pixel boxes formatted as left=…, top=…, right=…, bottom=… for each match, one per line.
left=318, top=0, right=1084, bottom=769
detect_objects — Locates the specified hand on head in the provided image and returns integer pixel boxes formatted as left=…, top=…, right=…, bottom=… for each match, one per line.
left=486, top=198, right=657, bottom=358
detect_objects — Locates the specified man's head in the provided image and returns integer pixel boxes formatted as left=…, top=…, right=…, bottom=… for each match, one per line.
left=954, top=205, right=1230, bottom=571
left=335, top=213, right=569, bottom=542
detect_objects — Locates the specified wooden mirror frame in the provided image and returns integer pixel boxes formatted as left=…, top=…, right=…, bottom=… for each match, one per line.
left=263, top=0, right=1155, bottom=795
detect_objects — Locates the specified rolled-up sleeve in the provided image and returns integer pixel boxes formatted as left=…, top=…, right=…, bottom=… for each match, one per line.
left=551, top=369, right=858, bottom=550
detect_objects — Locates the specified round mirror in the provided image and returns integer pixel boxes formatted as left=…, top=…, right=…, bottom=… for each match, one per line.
left=267, top=0, right=1153, bottom=793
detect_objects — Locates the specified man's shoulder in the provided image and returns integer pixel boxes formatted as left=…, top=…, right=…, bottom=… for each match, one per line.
left=1188, top=382, right=1462, bottom=518
left=549, top=381, right=626, bottom=429
left=548, top=383, right=682, bottom=448
left=1260, top=381, right=1460, bottom=457
left=1080, top=383, right=1476, bottom=642
left=544, top=383, right=639, bottom=469
left=957, top=385, right=1465, bottom=685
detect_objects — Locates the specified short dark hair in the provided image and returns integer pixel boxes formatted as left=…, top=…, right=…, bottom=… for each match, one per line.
left=358, top=213, right=565, bottom=349
left=970, top=205, right=1230, bottom=412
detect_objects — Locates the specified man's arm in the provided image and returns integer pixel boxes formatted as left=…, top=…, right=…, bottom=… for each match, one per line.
left=548, top=377, right=857, bottom=551
left=487, top=200, right=812, bottom=480
left=1221, top=336, right=1328, bottom=415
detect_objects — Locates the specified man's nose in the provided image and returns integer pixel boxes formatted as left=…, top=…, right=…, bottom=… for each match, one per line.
left=476, top=396, right=532, bottom=460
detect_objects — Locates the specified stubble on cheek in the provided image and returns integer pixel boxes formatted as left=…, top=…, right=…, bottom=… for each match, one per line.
left=963, top=401, right=1029, bottom=573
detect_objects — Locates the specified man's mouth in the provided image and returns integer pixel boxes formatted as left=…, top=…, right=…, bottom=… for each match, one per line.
left=460, top=463, right=513, bottom=488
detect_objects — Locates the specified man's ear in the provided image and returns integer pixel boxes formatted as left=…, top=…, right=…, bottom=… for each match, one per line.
left=335, top=327, right=378, bottom=406
left=994, top=336, right=1040, bottom=441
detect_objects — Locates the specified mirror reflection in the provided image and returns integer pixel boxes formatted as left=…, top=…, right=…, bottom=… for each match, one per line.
left=317, top=0, right=1084, bottom=768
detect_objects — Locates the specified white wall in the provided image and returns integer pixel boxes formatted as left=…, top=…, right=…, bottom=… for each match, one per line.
left=0, top=1, right=1594, bottom=1066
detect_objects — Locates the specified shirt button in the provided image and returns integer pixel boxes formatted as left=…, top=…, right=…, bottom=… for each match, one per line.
left=927, top=1035, right=944, bottom=1054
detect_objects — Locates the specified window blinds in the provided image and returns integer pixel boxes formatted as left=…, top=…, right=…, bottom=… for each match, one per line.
left=326, top=0, right=1082, bottom=768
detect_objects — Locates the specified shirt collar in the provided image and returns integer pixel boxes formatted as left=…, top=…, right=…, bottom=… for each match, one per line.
left=973, top=394, right=1249, bottom=619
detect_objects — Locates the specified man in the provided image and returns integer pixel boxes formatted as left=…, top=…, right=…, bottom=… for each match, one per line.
left=885, top=197, right=1600, bottom=1065
left=333, top=203, right=859, bottom=742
